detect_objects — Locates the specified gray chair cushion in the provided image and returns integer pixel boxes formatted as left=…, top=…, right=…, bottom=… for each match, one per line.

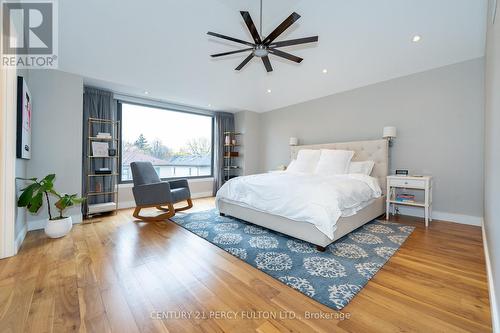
left=132, top=182, right=172, bottom=206
left=170, top=187, right=190, bottom=203
left=130, top=161, right=161, bottom=186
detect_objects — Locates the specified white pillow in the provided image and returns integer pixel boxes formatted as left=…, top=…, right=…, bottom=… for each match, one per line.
left=287, top=149, right=321, bottom=173
left=315, top=149, right=354, bottom=176
left=348, top=161, right=375, bottom=175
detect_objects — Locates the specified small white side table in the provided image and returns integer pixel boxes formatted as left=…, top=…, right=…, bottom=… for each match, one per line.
left=386, top=175, right=433, bottom=227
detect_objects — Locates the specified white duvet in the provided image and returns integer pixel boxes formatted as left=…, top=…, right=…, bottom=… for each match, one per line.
left=215, top=172, right=382, bottom=239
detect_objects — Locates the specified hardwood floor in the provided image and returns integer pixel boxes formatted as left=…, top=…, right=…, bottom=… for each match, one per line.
left=0, top=197, right=491, bottom=332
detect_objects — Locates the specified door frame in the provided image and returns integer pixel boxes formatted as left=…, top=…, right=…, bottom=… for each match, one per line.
left=0, top=59, right=18, bottom=259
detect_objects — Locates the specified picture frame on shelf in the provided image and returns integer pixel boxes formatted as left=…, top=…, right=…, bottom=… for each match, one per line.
left=91, top=142, right=109, bottom=157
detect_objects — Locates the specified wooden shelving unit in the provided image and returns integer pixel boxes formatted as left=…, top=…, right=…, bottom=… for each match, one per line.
left=223, top=132, right=242, bottom=182
left=84, top=117, right=120, bottom=219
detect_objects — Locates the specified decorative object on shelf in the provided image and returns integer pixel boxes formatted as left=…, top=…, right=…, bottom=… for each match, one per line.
left=395, top=169, right=409, bottom=176
left=95, top=182, right=102, bottom=193
left=16, top=76, right=32, bottom=160
left=95, top=167, right=112, bottom=175
left=225, top=135, right=231, bottom=145
left=386, top=175, right=433, bottom=227
left=232, top=139, right=237, bottom=145
left=108, top=148, right=117, bottom=156
left=289, top=137, right=299, bottom=146
left=91, top=141, right=109, bottom=157
left=16, top=174, right=85, bottom=238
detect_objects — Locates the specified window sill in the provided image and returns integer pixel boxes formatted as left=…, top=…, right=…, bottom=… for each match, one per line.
left=118, top=177, right=214, bottom=188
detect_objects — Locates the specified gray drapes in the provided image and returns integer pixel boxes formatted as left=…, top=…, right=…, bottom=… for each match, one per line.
left=213, top=112, right=235, bottom=195
left=82, top=87, right=117, bottom=215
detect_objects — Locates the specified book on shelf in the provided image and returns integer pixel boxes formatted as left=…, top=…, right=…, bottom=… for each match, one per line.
left=395, top=193, right=415, bottom=202
left=96, top=132, right=112, bottom=139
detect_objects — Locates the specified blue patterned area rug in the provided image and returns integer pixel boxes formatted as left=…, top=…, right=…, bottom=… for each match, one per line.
left=171, top=209, right=414, bottom=310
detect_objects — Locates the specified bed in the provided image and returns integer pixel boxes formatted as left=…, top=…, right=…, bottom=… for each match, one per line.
left=215, top=139, right=388, bottom=250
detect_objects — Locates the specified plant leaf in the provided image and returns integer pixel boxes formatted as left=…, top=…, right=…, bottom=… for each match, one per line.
left=42, top=174, right=56, bottom=183
left=28, top=192, right=43, bottom=213
left=17, top=183, right=38, bottom=207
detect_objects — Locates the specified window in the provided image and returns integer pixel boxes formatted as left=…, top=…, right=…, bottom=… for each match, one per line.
left=119, top=102, right=213, bottom=182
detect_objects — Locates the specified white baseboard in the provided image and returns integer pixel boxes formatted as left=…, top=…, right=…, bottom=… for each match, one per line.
left=14, top=224, right=27, bottom=253
left=396, top=206, right=482, bottom=226
left=482, top=221, right=499, bottom=332
left=191, top=191, right=214, bottom=199
left=27, top=213, right=83, bottom=231
left=117, top=191, right=214, bottom=210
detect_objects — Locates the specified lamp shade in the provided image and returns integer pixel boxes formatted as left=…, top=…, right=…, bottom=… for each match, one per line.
left=289, top=137, right=299, bottom=146
left=383, top=126, right=397, bottom=138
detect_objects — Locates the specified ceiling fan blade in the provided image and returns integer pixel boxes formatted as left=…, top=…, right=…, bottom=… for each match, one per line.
left=235, top=53, right=254, bottom=70
left=207, top=31, right=255, bottom=47
left=262, top=56, right=273, bottom=72
left=269, top=36, right=318, bottom=48
left=262, top=12, right=301, bottom=45
left=268, top=48, right=303, bottom=63
left=240, top=11, right=262, bottom=44
left=211, top=48, right=253, bottom=57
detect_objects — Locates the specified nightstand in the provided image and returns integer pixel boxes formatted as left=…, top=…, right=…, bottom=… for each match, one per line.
left=386, top=175, right=433, bottom=227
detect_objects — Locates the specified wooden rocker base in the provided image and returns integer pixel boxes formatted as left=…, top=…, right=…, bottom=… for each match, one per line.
left=133, top=203, right=175, bottom=222
left=156, top=198, right=193, bottom=213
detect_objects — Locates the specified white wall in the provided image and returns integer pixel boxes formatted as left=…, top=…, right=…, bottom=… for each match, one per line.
left=484, top=0, right=500, bottom=328
left=234, top=110, right=261, bottom=175
left=23, top=70, right=84, bottom=230
left=257, top=59, right=484, bottom=222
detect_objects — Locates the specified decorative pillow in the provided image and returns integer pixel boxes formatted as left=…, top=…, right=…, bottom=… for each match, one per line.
left=287, top=150, right=321, bottom=173
left=348, top=161, right=375, bottom=175
left=286, top=159, right=296, bottom=171
left=315, top=149, right=354, bottom=176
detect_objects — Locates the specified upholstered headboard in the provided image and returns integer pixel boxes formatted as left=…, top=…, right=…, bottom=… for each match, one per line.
left=290, top=139, right=389, bottom=194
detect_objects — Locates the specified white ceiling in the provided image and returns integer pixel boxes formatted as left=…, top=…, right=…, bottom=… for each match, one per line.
left=59, top=0, right=487, bottom=112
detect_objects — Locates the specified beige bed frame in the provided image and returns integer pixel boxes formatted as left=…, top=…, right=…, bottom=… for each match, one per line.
left=217, top=139, right=389, bottom=250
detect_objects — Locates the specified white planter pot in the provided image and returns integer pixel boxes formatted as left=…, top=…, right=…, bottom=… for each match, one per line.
left=44, top=216, right=73, bottom=238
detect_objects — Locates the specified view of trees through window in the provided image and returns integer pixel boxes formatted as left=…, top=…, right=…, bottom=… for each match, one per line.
left=120, top=103, right=213, bottom=181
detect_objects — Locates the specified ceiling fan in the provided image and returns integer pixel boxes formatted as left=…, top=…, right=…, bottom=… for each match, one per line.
left=207, top=1, right=318, bottom=73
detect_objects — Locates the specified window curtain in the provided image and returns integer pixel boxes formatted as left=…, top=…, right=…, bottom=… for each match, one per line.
left=213, top=112, right=235, bottom=195
left=82, top=87, right=117, bottom=216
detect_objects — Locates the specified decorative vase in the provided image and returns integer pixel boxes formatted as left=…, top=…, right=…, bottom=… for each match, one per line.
left=44, top=216, right=73, bottom=238
left=225, top=135, right=230, bottom=145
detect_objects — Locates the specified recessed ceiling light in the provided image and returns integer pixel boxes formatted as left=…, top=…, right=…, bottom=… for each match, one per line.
left=412, top=35, right=422, bottom=43
left=208, top=104, right=212, bottom=107
left=144, top=90, right=149, bottom=95
left=322, top=69, right=328, bottom=74
left=267, top=89, right=272, bottom=93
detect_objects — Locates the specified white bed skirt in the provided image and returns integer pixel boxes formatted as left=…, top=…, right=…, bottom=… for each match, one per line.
left=217, top=195, right=386, bottom=247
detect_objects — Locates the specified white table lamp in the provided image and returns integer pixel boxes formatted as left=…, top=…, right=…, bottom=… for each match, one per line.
left=383, top=126, right=397, bottom=139
left=289, top=137, right=299, bottom=146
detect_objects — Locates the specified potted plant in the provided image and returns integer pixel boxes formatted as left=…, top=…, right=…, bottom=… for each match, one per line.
left=17, top=174, right=85, bottom=238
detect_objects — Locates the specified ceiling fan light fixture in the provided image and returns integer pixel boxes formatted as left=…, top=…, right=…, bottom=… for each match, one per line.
left=253, top=45, right=269, bottom=58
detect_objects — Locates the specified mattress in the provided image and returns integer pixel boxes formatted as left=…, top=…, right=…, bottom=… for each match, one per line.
left=216, top=172, right=382, bottom=239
